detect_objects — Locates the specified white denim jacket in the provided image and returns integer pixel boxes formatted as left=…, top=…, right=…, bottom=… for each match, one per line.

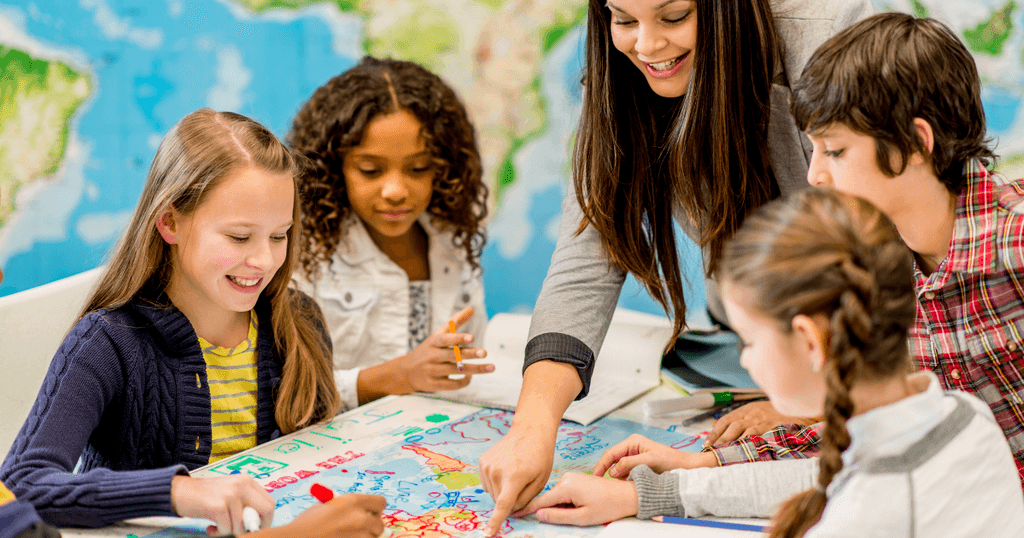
left=294, top=214, right=486, bottom=410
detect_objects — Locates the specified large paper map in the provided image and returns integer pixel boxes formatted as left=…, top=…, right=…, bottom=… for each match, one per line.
left=148, top=396, right=702, bottom=538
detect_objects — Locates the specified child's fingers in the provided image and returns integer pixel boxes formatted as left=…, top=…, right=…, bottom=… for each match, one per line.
left=704, top=417, right=730, bottom=447
left=593, top=436, right=641, bottom=477
left=435, top=332, right=474, bottom=348
left=431, top=374, right=473, bottom=391
left=427, top=348, right=486, bottom=367
left=511, top=487, right=563, bottom=518
left=458, top=363, right=494, bottom=376
left=535, top=506, right=591, bottom=526
left=608, top=455, right=647, bottom=478
left=440, top=346, right=486, bottom=360
left=245, top=486, right=275, bottom=529
left=426, top=356, right=492, bottom=377
left=710, top=421, right=746, bottom=447
left=450, top=306, right=474, bottom=327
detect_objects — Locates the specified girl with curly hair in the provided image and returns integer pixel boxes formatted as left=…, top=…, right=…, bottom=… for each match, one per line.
left=288, top=56, right=491, bottom=410
left=514, top=188, right=1023, bottom=536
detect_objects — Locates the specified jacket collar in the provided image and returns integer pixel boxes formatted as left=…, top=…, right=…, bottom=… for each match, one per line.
left=335, top=213, right=449, bottom=268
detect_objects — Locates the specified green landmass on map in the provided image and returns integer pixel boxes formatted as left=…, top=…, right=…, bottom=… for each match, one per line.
left=541, top=2, right=587, bottom=53
left=963, top=0, right=1017, bottom=56
left=364, top=5, right=459, bottom=69
left=0, top=46, right=91, bottom=227
left=235, top=0, right=367, bottom=14
left=910, top=0, right=929, bottom=18
left=496, top=75, right=548, bottom=201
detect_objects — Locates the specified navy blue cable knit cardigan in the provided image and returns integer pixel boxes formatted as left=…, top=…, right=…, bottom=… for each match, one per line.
left=0, top=289, right=326, bottom=527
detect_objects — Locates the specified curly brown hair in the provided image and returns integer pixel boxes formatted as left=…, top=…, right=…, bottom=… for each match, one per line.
left=288, top=56, right=488, bottom=279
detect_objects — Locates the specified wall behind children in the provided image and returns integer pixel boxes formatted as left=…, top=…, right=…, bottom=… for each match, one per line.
left=0, top=0, right=1016, bottom=320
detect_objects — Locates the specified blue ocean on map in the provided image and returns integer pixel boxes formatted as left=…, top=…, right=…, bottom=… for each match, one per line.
left=0, top=0, right=356, bottom=292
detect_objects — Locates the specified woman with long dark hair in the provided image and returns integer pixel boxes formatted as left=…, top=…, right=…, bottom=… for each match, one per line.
left=478, top=0, right=874, bottom=534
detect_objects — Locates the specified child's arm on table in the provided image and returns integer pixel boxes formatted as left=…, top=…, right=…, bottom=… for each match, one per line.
left=356, top=306, right=493, bottom=405
left=704, top=401, right=821, bottom=447
left=709, top=421, right=825, bottom=466
left=512, top=458, right=819, bottom=526
left=593, top=434, right=717, bottom=478
left=0, top=318, right=187, bottom=528
left=1, top=316, right=274, bottom=532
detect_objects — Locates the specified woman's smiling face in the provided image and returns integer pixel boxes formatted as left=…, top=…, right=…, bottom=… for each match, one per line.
left=607, top=0, right=698, bottom=98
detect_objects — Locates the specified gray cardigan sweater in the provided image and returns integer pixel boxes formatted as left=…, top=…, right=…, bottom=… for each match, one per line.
left=524, top=0, right=877, bottom=397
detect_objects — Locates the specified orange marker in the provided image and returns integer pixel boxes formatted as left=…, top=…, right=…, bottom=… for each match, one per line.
left=449, top=320, right=464, bottom=371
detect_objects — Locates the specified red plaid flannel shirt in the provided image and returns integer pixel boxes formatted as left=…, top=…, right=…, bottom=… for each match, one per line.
left=713, top=161, right=1024, bottom=487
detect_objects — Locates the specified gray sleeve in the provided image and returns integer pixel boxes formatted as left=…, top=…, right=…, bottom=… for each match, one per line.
left=631, top=458, right=820, bottom=519
left=524, top=192, right=627, bottom=399
left=630, top=465, right=686, bottom=519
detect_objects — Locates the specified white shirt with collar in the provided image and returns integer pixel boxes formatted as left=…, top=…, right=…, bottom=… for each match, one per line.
left=807, top=370, right=1024, bottom=538
left=294, top=214, right=487, bottom=410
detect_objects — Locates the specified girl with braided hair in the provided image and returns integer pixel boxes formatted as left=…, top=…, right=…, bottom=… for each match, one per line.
left=288, top=57, right=492, bottom=410
left=513, top=187, right=1023, bottom=536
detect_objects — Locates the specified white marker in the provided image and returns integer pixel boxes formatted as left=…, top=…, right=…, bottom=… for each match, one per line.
left=242, top=506, right=261, bottom=533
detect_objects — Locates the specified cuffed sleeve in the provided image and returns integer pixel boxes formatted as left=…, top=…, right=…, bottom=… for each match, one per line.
left=522, top=333, right=596, bottom=399
left=334, top=367, right=363, bottom=411
left=629, top=464, right=685, bottom=519
left=712, top=422, right=824, bottom=466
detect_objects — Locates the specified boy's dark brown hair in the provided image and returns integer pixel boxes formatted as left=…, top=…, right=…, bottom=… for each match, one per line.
left=288, top=56, right=488, bottom=279
left=791, top=12, right=995, bottom=194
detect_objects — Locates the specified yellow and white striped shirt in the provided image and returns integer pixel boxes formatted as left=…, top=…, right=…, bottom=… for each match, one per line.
left=199, top=311, right=259, bottom=463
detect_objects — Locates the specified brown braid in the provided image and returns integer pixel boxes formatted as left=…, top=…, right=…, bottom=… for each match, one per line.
left=287, top=56, right=487, bottom=280
left=717, top=188, right=916, bottom=537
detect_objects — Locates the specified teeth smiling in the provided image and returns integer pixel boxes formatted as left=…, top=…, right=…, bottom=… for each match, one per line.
left=228, top=276, right=261, bottom=287
left=649, top=56, right=682, bottom=71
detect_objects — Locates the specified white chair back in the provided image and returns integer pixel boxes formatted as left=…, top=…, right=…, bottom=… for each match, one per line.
left=0, top=267, right=102, bottom=457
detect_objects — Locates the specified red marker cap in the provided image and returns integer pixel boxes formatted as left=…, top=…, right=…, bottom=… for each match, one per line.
left=310, top=483, right=334, bottom=503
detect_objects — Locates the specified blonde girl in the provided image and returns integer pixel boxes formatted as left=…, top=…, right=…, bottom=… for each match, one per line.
left=1, top=109, right=384, bottom=535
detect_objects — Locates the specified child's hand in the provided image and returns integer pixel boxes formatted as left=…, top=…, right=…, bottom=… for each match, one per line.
left=593, top=434, right=716, bottom=478
left=399, top=306, right=493, bottom=392
left=170, top=474, right=275, bottom=536
left=259, top=493, right=386, bottom=538
left=510, top=472, right=637, bottom=526
left=703, top=401, right=818, bottom=448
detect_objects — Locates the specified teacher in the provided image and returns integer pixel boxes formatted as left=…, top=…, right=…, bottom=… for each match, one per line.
left=478, top=0, right=875, bottom=534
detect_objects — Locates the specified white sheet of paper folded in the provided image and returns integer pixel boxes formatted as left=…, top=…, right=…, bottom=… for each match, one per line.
left=429, top=308, right=674, bottom=425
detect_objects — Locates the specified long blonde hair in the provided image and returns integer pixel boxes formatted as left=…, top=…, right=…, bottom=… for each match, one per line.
left=718, top=188, right=916, bottom=537
left=81, top=108, right=340, bottom=433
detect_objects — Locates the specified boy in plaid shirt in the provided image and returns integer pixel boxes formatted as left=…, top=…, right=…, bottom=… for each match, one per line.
left=708, top=12, right=1024, bottom=487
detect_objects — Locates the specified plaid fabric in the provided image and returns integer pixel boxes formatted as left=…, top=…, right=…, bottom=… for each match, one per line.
left=910, top=161, right=1024, bottom=486
left=714, top=162, right=1024, bottom=488
left=711, top=422, right=823, bottom=465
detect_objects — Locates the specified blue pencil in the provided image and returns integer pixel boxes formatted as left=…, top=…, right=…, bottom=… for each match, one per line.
left=652, top=515, right=766, bottom=532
